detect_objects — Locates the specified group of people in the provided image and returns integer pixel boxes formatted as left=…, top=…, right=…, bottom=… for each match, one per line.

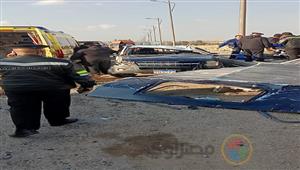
left=219, top=32, right=300, bottom=61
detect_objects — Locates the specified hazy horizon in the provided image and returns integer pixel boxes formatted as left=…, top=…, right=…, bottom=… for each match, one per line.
left=1, top=0, right=299, bottom=41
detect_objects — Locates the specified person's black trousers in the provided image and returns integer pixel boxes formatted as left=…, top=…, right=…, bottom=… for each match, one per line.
left=5, top=89, right=71, bottom=130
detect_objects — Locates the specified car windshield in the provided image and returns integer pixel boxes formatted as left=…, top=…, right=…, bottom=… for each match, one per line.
left=122, top=46, right=213, bottom=56
left=126, top=47, right=193, bottom=56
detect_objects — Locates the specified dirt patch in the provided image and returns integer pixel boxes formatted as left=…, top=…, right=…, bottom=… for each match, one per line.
left=92, top=74, right=121, bottom=84
left=196, top=44, right=231, bottom=55
left=102, top=133, right=179, bottom=158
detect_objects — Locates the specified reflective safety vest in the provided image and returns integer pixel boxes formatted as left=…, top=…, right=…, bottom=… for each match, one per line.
left=0, top=55, right=95, bottom=91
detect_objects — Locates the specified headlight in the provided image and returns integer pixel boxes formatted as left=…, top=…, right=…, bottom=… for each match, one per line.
left=116, top=56, right=123, bottom=64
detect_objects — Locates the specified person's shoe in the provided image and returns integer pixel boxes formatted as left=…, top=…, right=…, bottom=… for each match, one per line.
left=51, top=118, right=78, bottom=126
left=9, top=129, right=39, bottom=138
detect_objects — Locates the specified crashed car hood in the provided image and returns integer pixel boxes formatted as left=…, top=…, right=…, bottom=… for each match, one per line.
left=89, top=61, right=300, bottom=113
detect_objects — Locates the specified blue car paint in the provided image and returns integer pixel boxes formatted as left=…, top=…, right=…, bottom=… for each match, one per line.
left=89, top=78, right=300, bottom=114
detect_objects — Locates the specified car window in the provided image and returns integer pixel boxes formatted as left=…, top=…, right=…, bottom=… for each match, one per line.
left=41, top=32, right=53, bottom=47
left=65, top=37, right=78, bottom=47
left=130, top=48, right=156, bottom=55
left=55, top=35, right=72, bottom=48
left=0, top=31, right=36, bottom=56
left=127, top=47, right=182, bottom=55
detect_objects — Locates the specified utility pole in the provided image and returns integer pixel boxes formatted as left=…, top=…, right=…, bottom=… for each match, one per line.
left=152, top=25, right=157, bottom=43
left=157, top=18, right=163, bottom=45
left=150, top=0, right=176, bottom=46
left=168, top=0, right=176, bottom=46
left=145, top=17, right=163, bottom=45
left=147, top=32, right=151, bottom=43
left=239, top=0, right=247, bottom=36
left=149, top=30, right=153, bottom=42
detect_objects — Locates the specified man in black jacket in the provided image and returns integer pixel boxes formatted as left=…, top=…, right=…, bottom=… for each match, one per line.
left=0, top=44, right=95, bottom=138
left=279, top=32, right=300, bottom=60
left=238, top=32, right=274, bottom=62
left=71, top=44, right=114, bottom=74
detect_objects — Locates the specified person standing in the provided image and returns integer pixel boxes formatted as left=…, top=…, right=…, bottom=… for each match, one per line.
left=70, top=43, right=114, bottom=74
left=238, top=32, right=274, bottom=62
left=0, top=44, right=95, bottom=138
left=219, top=34, right=243, bottom=59
left=279, top=32, right=300, bottom=60
left=268, top=33, right=283, bottom=49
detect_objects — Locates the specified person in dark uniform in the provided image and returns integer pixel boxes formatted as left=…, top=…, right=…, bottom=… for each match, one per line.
left=279, top=32, right=300, bottom=60
left=0, top=44, right=95, bottom=138
left=218, top=34, right=243, bottom=59
left=238, top=32, right=274, bottom=62
left=268, top=33, right=283, bottom=48
left=70, top=43, right=114, bottom=74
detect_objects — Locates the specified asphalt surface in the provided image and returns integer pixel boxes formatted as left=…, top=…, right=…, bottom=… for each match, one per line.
left=0, top=94, right=299, bottom=170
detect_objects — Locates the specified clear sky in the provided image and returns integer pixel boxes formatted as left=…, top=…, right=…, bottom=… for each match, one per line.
left=0, top=0, right=299, bottom=41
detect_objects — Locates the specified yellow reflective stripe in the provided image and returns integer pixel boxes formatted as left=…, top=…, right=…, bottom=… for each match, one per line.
left=76, top=70, right=89, bottom=76
left=0, top=62, right=69, bottom=66
left=79, top=73, right=89, bottom=76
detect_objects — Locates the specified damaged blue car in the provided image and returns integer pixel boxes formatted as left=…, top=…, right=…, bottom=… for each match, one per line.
left=108, top=45, right=251, bottom=75
left=91, top=60, right=300, bottom=114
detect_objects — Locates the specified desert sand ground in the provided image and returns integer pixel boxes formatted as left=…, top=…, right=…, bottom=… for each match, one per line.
left=196, top=45, right=232, bottom=55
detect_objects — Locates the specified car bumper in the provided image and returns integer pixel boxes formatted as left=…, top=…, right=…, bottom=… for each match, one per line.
left=108, top=63, right=140, bottom=75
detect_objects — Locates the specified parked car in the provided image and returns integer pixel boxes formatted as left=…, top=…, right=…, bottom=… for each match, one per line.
left=0, top=26, right=78, bottom=58
left=109, top=40, right=135, bottom=52
left=78, top=41, right=109, bottom=48
left=108, top=45, right=249, bottom=75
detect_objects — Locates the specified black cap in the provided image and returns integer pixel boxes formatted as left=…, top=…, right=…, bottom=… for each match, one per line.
left=5, top=44, right=49, bottom=49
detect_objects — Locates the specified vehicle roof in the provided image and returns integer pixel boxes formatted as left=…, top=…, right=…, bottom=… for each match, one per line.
left=156, top=59, right=300, bottom=85
left=0, top=26, right=48, bottom=30
left=127, top=45, right=193, bottom=51
left=111, top=40, right=135, bottom=44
